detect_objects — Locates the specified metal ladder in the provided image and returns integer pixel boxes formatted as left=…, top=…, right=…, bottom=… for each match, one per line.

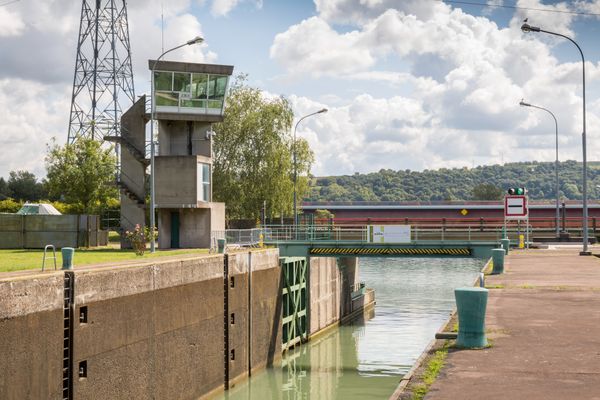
left=42, top=245, right=57, bottom=271
left=62, top=272, right=74, bottom=400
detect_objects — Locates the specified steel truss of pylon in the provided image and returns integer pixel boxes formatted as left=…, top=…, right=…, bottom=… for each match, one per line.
left=68, top=0, right=135, bottom=144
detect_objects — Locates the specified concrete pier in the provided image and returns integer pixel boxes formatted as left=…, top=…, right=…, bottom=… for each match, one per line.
left=424, top=248, right=600, bottom=399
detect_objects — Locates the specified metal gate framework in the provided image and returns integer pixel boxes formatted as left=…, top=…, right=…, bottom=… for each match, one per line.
left=281, top=257, right=308, bottom=351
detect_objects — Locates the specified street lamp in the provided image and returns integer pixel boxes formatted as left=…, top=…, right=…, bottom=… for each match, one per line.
left=293, top=108, right=328, bottom=226
left=520, top=100, right=560, bottom=237
left=149, top=36, right=204, bottom=253
left=521, top=23, right=590, bottom=255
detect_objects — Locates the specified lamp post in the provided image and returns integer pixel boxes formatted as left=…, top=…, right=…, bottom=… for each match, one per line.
left=293, top=108, right=328, bottom=227
left=149, top=36, right=204, bottom=253
left=519, top=100, right=560, bottom=237
left=521, top=23, right=590, bottom=255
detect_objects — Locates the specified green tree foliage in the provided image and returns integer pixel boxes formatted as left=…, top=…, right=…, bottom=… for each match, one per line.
left=45, top=138, right=118, bottom=214
left=0, top=177, right=10, bottom=200
left=212, top=76, right=314, bottom=220
left=471, top=183, right=504, bottom=200
left=6, top=170, right=47, bottom=201
left=307, top=161, right=600, bottom=202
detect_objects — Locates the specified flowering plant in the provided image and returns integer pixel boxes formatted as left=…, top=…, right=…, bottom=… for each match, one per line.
left=125, top=224, right=146, bottom=256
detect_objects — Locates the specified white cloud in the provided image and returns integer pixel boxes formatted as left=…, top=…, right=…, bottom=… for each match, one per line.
left=270, top=17, right=375, bottom=78
left=209, top=0, right=262, bottom=17
left=0, top=7, right=24, bottom=36
left=211, top=0, right=240, bottom=16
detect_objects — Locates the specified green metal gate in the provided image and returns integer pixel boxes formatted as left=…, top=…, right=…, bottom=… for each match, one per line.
left=281, top=257, right=308, bottom=351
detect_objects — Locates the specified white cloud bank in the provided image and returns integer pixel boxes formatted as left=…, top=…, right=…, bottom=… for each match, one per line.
left=271, top=0, right=600, bottom=176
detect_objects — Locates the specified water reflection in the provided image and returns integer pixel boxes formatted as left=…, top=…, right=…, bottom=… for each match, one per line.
left=220, top=257, right=484, bottom=400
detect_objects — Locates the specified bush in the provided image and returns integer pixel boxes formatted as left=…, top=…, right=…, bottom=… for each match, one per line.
left=0, top=198, right=23, bottom=213
left=124, top=224, right=146, bottom=256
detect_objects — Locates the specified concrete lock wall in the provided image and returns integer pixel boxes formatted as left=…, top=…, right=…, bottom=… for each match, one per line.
left=0, top=249, right=282, bottom=400
left=0, top=272, right=65, bottom=399
left=308, top=257, right=361, bottom=336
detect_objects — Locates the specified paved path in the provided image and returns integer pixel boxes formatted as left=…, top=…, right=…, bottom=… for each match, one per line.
left=427, top=248, right=600, bottom=400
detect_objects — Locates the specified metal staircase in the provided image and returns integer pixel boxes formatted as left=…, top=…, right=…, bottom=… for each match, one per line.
left=104, top=135, right=149, bottom=166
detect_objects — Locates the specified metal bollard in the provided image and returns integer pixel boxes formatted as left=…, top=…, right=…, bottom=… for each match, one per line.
left=491, top=248, right=505, bottom=274
left=455, top=287, right=488, bottom=348
left=61, top=247, right=75, bottom=270
left=501, top=238, right=510, bottom=255
left=217, top=238, right=226, bottom=254
left=479, top=272, right=485, bottom=288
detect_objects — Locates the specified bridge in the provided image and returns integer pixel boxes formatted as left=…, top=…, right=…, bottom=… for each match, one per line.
left=216, top=224, right=512, bottom=258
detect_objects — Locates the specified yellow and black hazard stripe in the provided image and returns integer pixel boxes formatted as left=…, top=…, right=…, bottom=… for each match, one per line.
left=309, top=248, right=471, bottom=256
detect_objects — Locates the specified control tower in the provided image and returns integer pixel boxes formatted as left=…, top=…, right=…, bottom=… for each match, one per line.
left=151, top=60, right=234, bottom=248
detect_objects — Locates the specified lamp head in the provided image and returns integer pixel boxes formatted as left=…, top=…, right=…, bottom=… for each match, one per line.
left=521, top=23, right=540, bottom=33
left=187, top=36, right=204, bottom=45
left=519, top=100, right=531, bottom=107
left=318, top=108, right=328, bottom=114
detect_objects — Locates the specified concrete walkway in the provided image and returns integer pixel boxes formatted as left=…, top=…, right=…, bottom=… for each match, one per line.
left=427, top=248, right=600, bottom=400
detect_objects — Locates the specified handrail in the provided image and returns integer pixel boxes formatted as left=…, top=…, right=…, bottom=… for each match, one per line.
left=42, top=245, right=57, bottom=271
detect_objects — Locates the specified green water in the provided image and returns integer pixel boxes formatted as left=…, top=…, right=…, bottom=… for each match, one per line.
left=219, top=257, right=485, bottom=399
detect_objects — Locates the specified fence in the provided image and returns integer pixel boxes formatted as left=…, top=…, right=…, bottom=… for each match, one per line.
left=0, top=214, right=108, bottom=249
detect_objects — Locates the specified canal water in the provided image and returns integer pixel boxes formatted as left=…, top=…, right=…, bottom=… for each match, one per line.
left=219, top=257, right=485, bottom=399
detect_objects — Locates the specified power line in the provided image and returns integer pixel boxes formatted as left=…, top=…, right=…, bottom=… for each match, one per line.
left=438, top=0, right=600, bottom=17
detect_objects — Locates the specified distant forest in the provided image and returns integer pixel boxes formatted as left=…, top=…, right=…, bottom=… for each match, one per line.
left=307, top=161, right=600, bottom=202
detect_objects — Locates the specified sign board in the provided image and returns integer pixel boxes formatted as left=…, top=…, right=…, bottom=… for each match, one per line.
left=369, top=225, right=411, bottom=243
left=504, top=195, right=528, bottom=219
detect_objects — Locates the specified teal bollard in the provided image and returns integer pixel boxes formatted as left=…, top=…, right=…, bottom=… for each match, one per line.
left=61, top=247, right=75, bottom=270
left=455, top=287, right=488, bottom=348
left=217, top=238, right=226, bottom=254
left=501, top=238, right=510, bottom=255
left=491, top=248, right=505, bottom=274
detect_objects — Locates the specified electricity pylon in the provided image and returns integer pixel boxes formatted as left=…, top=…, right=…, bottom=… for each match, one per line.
left=68, top=0, right=135, bottom=144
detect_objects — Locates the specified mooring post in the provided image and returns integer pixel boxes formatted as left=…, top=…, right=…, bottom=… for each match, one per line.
left=491, top=248, right=505, bottom=274
left=455, top=287, right=488, bottom=348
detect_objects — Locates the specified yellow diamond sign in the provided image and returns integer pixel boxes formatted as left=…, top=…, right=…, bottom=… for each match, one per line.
left=460, top=209, right=468, bottom=216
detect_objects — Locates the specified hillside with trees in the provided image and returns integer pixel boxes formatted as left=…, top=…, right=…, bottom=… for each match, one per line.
left=307, top=161, right=600, bottom=202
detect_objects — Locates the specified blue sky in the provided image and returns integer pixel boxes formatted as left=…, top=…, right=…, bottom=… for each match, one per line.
left=1, top=0, right=600, bottom=178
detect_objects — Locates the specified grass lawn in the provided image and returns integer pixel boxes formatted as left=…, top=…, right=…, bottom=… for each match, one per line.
left=0, top=247, right=210, bottom=273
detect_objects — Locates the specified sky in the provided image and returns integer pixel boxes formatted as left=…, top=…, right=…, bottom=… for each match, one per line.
left=1, top=0, right=600, bottom=179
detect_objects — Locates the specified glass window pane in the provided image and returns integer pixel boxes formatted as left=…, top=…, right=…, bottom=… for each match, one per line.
left=207, top=100, right=223, bottom=109
left=192, top=73, right=208, bottom=99
left=202, top=164, right=210, bottom=184
left=154, top=71, right=172, bottom=91
left=173, top=72, right=191, bottom=93
left=156, top=92, right=179, bottom=107
left=215, top=76, right=228, bottom=98
left=203, top=183, right=210, bottom=202
left=181, top=99, right=207, bottom=108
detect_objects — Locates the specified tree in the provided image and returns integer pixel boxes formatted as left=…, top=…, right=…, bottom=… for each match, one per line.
left=45, top=138, right=118, bottom=214
left=7, top=170, right=46, bottom=201
left=0, top=177, right=10, bottom=200
left=212, top=75, right=314, bottom=221
left=471, top=184, right=504, bottom=200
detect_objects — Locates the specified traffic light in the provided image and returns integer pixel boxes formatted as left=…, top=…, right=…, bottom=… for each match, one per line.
left=507, top=187, right=526, bottom=195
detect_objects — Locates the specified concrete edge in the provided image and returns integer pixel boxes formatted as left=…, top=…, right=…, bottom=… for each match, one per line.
left=389, top=339, right=437, bottom=400
left=388, top=257, right=492, bottom=399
